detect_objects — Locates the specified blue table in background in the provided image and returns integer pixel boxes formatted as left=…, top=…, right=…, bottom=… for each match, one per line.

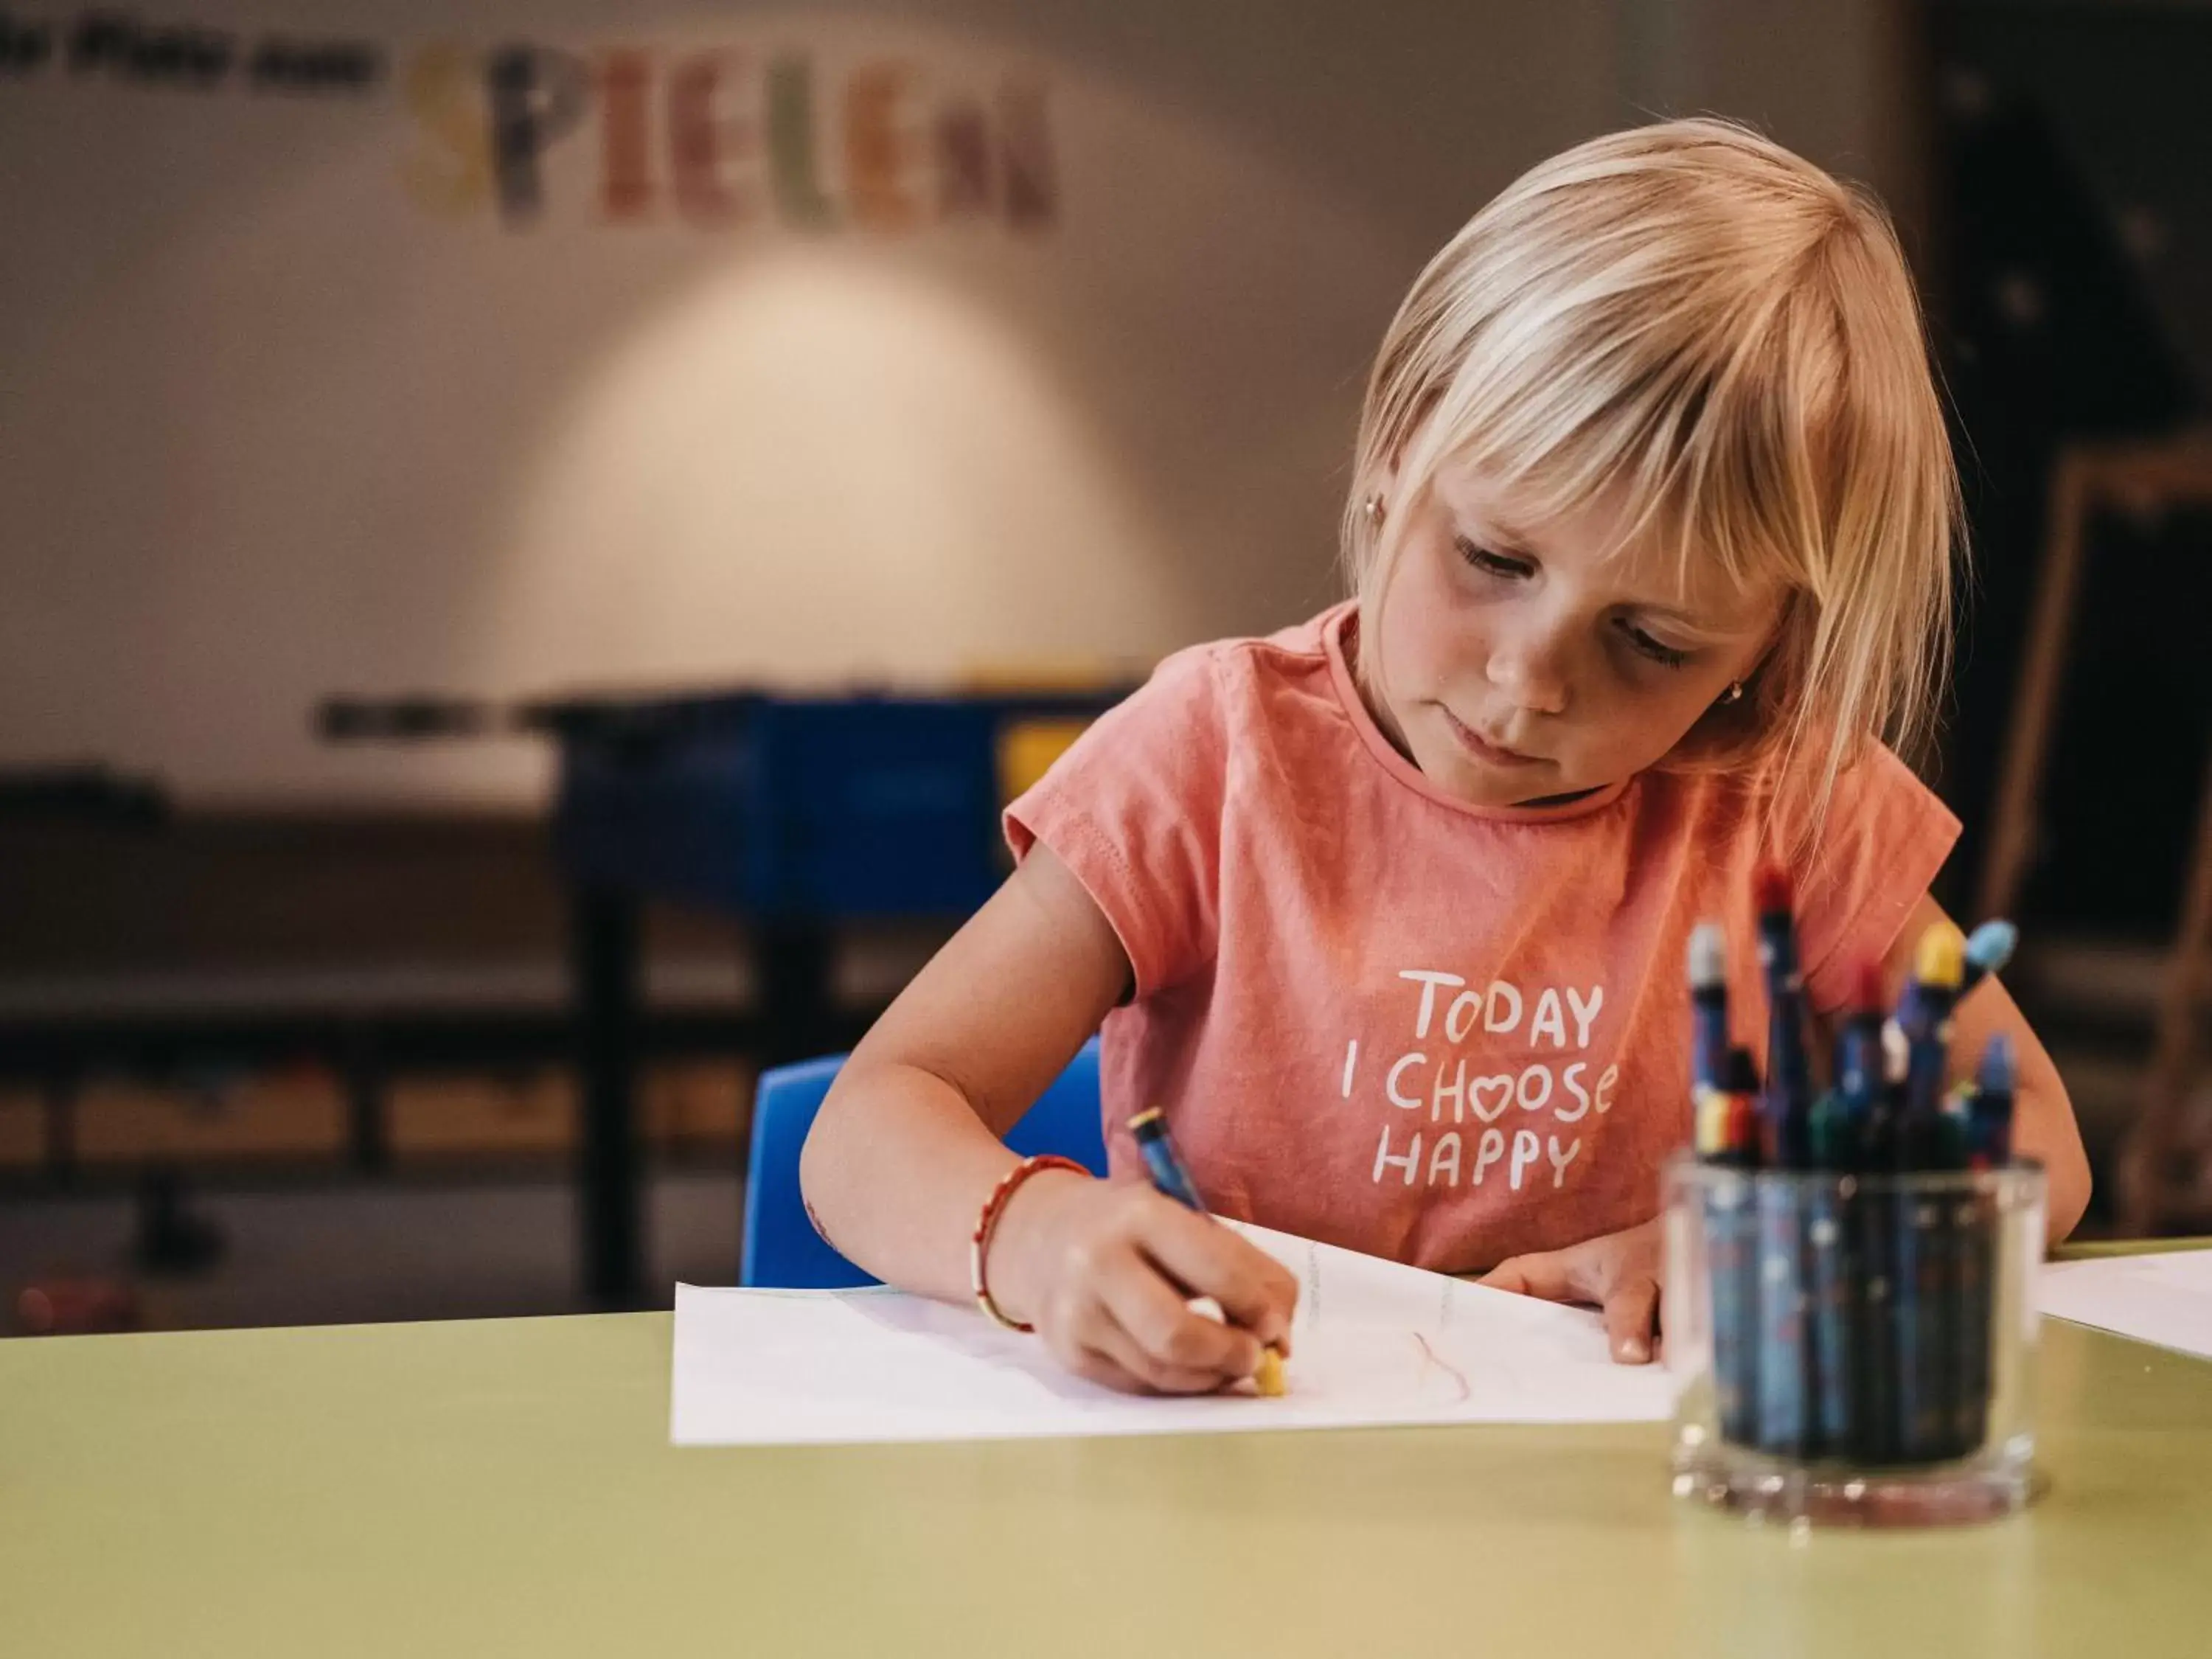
left=523, top=687, right=1129, bottom=1306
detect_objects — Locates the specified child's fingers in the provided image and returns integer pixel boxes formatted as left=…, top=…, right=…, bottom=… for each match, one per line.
left=1057, top=1340, right=1152, bottom=1397
left=1096, top=1253, right=1262, bottom=1382
left=1052, top=1285, right=1242, bottom=1394
left=1478, top=1248, right=1582, bottom=1304
left=1092, top=1311, right=1242, bottom=1395
left=1135, top=1200, right=1300, bottom=1352
left=1601, top=1273, right=1660, bottom=1364
left=1040, top=1299, right=1222, bottom=1395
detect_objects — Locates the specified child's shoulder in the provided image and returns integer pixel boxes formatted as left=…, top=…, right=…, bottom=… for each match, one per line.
left=1142, top=605, right=1349, bottom=723
left=1650, top=739, right=1958, bottom=905
left=1050, top=609, right=1352, bottom=803
left=1654, top=737, right=1941, bottom=820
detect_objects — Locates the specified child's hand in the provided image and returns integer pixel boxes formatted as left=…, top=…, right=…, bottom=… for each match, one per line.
left=1478, top=1217, right=1663, bottom=1365
left=988, top=1171, right=1299, bottom=1395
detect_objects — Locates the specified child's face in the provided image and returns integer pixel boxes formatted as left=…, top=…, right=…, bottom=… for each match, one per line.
left=1368, top=462, right=1782, bottom=807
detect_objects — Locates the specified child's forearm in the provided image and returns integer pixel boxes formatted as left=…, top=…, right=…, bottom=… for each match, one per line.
left=796, top=844, right=1132, bottom=1304
left=799, top=1060, right=1031, bottom=1303
left=1979, top=1001, right=2088, bottom=1245
left=2014, top=1080, right=2091, bottom=1246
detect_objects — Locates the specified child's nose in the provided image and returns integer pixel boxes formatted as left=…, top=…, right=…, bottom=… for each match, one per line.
left=1485, top=635, right=1571, bottom=716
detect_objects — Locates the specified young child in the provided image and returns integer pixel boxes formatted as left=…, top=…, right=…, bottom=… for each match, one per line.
left=800, top=117, right=2091, bottom=1397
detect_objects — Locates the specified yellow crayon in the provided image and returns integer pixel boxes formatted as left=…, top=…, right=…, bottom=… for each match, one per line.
left=1253, top=1345, right=1287, bottom=1398
left=1133, top=1107, right=1292, bottom=1399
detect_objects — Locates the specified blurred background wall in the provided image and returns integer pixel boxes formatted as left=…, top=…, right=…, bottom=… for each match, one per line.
left=4, top=0, right=2206, bottom=1333
left=1, top=0, right=1924, bottom=807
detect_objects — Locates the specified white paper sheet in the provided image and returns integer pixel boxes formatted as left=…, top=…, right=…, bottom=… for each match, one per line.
left=670, top=1222, right=1674, bottom=1446
left=2038, top=1250, right=2212, bottom=1363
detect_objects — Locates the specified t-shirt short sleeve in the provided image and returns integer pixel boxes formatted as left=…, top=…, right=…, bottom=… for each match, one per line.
left=1003, top=645, right=1229, bottom=998
left=1790, top=744, right=1962, bottom=1011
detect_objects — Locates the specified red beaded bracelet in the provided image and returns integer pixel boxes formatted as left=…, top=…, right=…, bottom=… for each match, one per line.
left=970, top=1154, right=1088, bottom=1332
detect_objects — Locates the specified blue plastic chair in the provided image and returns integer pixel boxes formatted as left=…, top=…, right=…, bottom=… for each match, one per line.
left=742, top=1037, right=1107, bottom=1288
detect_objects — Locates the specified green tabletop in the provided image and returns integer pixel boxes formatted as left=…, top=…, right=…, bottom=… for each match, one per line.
left=5, top=1256, right=2211, bottom=1659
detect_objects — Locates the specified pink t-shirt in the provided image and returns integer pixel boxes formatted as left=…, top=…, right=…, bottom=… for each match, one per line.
left=1004, top=602, right=1960, bottom=1273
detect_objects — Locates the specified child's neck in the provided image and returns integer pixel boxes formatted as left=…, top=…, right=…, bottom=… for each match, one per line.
left=1512, top=784, right=1609, bottom=809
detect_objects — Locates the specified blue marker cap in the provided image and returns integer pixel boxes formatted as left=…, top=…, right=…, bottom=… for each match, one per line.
left=1964, top=920, right=2019, bottom=984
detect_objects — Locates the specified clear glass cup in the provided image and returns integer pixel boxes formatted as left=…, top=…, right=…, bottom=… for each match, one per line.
left=1663, top=1152, right=2047, bottom=1526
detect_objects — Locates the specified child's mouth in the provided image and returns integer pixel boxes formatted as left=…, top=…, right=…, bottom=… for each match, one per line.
left=1442, top=706, right=1545, bottom=769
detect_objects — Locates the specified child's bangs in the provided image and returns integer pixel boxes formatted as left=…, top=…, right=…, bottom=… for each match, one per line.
left=1425, top=319, right=1818, bottom=611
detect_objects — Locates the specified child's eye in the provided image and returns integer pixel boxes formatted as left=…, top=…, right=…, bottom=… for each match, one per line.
left=1618, top=619, right=1691, bottom=669
left=1455, top=537, right=1533, bottom=579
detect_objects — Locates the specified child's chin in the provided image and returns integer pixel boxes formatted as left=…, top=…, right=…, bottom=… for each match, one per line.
left=1426, top=756, right=1537, bottom=807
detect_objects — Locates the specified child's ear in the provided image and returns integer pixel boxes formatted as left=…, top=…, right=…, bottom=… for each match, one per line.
left=1376, top=393, right=1444, bottom=495
left=1733, top=587, right=1803, bottom=695
left=1358, top=448, right=1405, bottom=517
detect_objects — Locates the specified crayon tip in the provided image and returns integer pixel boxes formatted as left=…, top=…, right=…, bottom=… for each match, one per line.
left=1253, top=1346, right=1287, bottom=1397
left=1694, top=1083, right=1731, bottom=1157
left=1913, top=922, right=1966, bottom=990
left=1688, top=922, right=1727, bottom=989
left=1850, top=959, right=1886, bottom=1015
left=1965, top=919, right=2019, bottom=975
left=1724, top=1091, right=1760, bottom=1157
left=1753, top=864, right=1792, bottom=917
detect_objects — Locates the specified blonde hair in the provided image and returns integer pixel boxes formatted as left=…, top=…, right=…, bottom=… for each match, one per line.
left=1341, top=116, right=1961, bottom=821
